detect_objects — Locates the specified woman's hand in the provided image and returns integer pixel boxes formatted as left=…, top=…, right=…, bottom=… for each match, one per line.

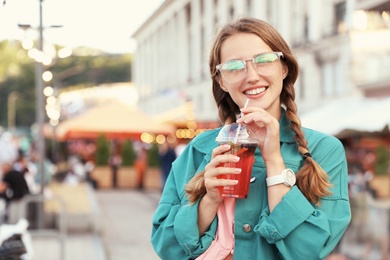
left=203, top=144, right=241, bottom=204
left=198, top=144, right=241, bottom=235
left=237, top=107, right=281, bottom=162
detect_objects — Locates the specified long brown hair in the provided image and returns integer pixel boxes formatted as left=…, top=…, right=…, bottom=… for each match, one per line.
left=185, top=17, right=332, bottom=205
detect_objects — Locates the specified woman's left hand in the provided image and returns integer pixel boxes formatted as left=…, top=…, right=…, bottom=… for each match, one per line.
left=236, top=107, right=281, bottom=162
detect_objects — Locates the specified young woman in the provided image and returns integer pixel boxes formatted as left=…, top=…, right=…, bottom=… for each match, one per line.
left=151, top=17, right=351, bottom=260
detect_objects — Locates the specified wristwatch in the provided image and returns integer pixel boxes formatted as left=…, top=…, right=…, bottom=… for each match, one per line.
left=266, top=169, right=296, bottom=187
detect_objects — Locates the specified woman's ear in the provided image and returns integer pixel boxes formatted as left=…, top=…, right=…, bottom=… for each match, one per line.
left=217, top=78, right=228, bottom=92
left=282, top=64, right=289, bottom=79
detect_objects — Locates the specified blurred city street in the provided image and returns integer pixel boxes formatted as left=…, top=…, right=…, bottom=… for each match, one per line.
left=31, top=187, right=161, bottom=260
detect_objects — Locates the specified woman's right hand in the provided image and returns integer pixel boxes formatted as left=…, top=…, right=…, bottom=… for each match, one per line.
left=198, top=144, right=241, bottom=235
left=203, top=144, right=241, bottom=204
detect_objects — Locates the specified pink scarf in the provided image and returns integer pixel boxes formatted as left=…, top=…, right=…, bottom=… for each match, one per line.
left=197, top=198, right=235, bottom=260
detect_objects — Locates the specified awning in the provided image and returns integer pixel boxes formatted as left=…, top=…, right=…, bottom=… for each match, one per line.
left=44, top=103, right=175, bottom=141
left=299, top=96, right=390, bottom=138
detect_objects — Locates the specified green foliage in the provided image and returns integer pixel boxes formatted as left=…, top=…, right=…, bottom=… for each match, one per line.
left=374, top=145, right=389, bottom=176
left=95, top=135, right=110, bottom=166
left=0, top=40, right=36, bottom=127
left=121, top=139, right=136, bottom=166
left=147, top=143, right=160, bottom=167
left=0, top=40, right=132, bottom=128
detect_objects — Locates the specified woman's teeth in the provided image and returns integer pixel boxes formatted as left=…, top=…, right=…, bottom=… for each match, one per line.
left=244, top=87, right=266, bottom=95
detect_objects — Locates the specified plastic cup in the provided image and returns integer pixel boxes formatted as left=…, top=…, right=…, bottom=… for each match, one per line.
left=215, top=123, right=258, bottom=199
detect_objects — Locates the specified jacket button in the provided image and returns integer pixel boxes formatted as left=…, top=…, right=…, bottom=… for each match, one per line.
left=243, top=224, right=251, bottom=232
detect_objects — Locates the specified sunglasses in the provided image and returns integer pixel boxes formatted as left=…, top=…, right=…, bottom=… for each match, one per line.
left=216, top=52, right=284, bottom=82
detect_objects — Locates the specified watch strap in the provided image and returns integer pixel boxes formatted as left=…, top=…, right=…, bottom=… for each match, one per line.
left=266, top=169, right=295, bottom=187
left=266, top=174, right=285, bottom=187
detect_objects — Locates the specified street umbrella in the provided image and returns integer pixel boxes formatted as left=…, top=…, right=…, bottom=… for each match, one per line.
left=45, top=103, right=175, bottom=141
left=299, top=96, right=390, bottom=138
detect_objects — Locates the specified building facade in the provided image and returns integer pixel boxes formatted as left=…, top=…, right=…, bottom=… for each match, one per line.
left=131, top=0, right=390, bottom=131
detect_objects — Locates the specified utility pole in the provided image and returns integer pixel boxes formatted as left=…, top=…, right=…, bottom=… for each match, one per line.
left=36, top=0, right=46, bottom=229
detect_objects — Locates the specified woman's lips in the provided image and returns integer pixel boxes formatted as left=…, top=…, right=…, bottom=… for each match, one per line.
left=244, top=87, right=268, bottom=95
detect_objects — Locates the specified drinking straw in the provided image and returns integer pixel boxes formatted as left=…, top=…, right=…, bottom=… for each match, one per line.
left=233, top=98, right=249, bottom=144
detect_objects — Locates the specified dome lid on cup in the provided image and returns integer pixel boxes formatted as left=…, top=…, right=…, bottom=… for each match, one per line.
left=215, top=123, right=257, bottom=144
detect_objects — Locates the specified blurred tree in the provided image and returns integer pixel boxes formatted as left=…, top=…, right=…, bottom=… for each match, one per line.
left=0, top=40, right=132, bottom=128
left=0, top=40, right=35, bottom=127
left=95, top=134, right=110, bottom=166
left=375, top=145, right=389, bottom=176
left=121, top=139, right=136, bottom=166
left=147, top=143, right=160, bottom=167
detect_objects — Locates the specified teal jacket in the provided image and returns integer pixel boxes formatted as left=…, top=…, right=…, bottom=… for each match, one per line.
left=151, top=111, right=351, bottom=260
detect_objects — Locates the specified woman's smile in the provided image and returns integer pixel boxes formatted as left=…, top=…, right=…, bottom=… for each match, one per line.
left=243, top=86, right=268, bottom=96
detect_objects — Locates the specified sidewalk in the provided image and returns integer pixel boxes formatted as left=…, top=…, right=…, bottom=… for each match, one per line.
left=30, top=187, right=161, bottom=260
left=31, top=232, right=105, bottom=260
left=96, top=189, right=161, bottom=260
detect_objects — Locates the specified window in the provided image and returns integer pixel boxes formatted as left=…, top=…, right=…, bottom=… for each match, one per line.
left=304, top=14, right=309, bottom=42
left=334, top=1, right=347, bottom=34
left=297, top=69, right=305, bottom=100
left=321, top=62, right=341, bottom=97
left=247, top=0, right=253, bottom=11
left=321, top=63, right=332, bottom=97
left=334, top=62, right=342, bottom=96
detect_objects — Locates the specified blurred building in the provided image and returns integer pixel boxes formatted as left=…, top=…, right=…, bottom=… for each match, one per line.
left=131, top=0, right=390, bottom=136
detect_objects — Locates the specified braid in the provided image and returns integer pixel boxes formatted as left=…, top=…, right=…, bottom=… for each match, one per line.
left=283, top=85, right=332, bottom=205
left=185, top=171, right=206, bottom=204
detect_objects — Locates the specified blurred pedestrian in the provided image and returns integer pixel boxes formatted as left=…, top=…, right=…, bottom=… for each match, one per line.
left=134, top=146, right=147, bottom=190
left=0, top=131, right=18, bottom=174
left=0, top=161, right=30, bottom=224
left=362, top=191, right=389, bottom=260
left=109, top=150, right=122, bottom=188
left=158, top=142, right=176, bottom=190
left=30, top=150, right=53, bottom=190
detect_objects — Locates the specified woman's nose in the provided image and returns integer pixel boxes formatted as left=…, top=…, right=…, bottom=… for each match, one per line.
left=245, top=60, right=260, bottom=81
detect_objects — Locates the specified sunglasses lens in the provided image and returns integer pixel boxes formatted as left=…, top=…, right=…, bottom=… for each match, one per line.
left=221, top=60, right=245, bottom=81
left=253, top=53, right=281, bottom=75
left=222, top=60, right=245, bottom=71
left=254, top=53, right=278, bottom=64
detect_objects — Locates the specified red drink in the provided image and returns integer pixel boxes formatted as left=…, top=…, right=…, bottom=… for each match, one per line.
left=217, top=143, right=257, bottom=198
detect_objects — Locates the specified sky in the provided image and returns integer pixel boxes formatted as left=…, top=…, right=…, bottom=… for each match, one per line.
left=0, top=0, right=164, bottom=53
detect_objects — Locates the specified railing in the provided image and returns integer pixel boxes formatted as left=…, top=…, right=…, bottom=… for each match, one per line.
left=18, top=194, right=67, bottom=260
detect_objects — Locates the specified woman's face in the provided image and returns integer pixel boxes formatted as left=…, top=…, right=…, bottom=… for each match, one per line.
left=217, top=32, right=288, bottom=118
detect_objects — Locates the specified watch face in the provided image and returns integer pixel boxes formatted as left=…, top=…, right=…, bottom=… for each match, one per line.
left=286, top=170, right=296, bottom=185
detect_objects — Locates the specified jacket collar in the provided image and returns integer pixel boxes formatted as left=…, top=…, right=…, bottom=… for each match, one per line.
left=279, top=108, right=296, bottom=144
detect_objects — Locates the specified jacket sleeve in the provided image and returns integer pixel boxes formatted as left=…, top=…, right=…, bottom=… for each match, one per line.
left=151, top=142, right=217, bottom=260
left=255, top=136, right=351, bottom=260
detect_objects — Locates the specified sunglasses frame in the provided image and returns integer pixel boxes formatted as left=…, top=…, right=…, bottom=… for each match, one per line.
left=216, top=52, right=284, bottom=82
